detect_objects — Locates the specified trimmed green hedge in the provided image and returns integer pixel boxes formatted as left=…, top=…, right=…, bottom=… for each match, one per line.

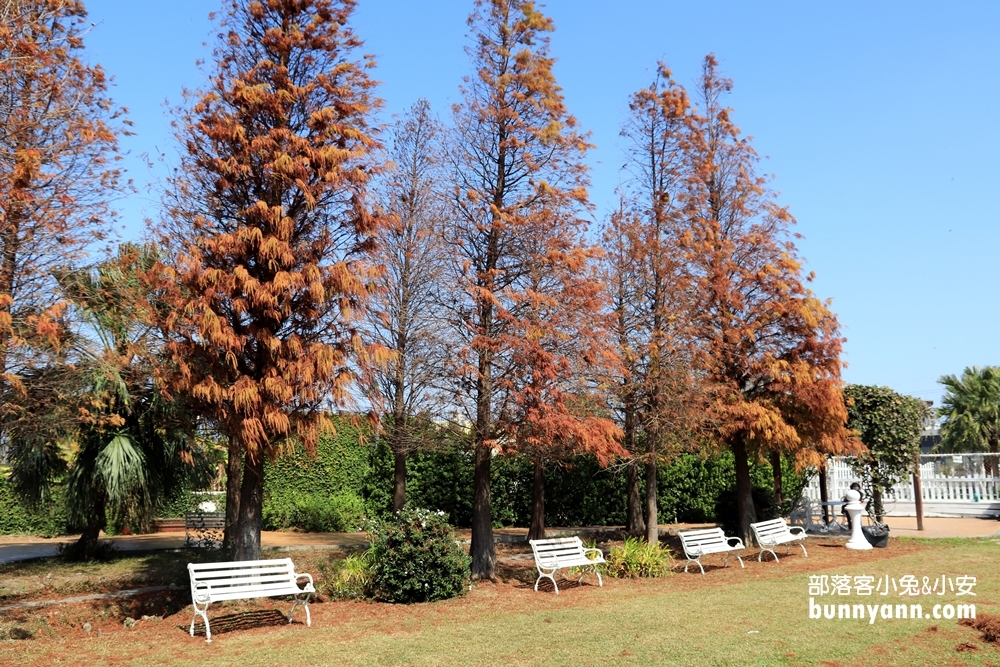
left=262, top=420, right=370, bottom=532
left=361, top=435, right=805, bottom=529
left=0, top=476, right=68, bottom=536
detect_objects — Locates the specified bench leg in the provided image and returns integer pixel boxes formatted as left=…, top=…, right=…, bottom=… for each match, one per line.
left=758, top=546, right=778, bottom=563
left=576, top=565, right=603, bottom=588
left=684, top=556, right=705, bottom=575
left=289, top=592, right=312, bottom=626
left=798, top=540, right=808, bottom=558
left=190, top=601, right=211, bottom=643
left=535, top=568, right=560, bottom=594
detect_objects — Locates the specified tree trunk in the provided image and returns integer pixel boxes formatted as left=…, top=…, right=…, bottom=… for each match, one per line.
left=644, top=456, right=658, bottom=543
left=470, top=295, right=497, bottom=581
left=527, top=457, right=546, bottom=541
left=223, top=436, right=242, bottom=550
left=470, top=438, right=496, bottom=580
left=872, top=487, right=884, bottom=523
left=818, top=462, right=830, bottom=525
left=770, top=449, right=783, bottom=510
left=392, top=449, right=407, bottom=513
left=732, top=439, right=756, bottom=544
left=625, top=458, right=645, bottom=536
left=74, top=491, right=107, bottom=558
left=232, top=449, right=264, bottom=561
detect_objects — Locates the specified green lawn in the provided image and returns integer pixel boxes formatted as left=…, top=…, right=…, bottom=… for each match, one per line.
left=1, top=537, right=999, bottom=666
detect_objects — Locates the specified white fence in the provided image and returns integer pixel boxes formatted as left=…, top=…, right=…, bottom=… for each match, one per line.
left=803, top=453, right=1000, bottom=518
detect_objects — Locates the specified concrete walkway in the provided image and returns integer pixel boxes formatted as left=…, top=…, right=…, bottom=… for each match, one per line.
left=1, top=517, right=996, bottom=565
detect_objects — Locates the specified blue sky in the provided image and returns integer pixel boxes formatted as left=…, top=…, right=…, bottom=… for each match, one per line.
left=81, top=0, right=1000, bottom=407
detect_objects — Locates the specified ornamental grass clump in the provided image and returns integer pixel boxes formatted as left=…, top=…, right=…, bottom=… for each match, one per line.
left=319, top=551, right=372, bottom=600
left=367, top=508, right=471, bottom=603
left=604, top=537, right=674, bottom=578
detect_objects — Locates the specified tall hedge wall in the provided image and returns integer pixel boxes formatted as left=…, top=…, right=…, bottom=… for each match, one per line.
left=2, top=414, right=808, bottom=535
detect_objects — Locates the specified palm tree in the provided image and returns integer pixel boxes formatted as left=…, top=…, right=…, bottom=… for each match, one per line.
left=937, top=366, right=1000, bottom=477
left=9, top=245, right=205, bottom=557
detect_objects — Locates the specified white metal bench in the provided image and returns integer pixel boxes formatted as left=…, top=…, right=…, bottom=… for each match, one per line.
left=529, top=536, right=605, bottom=594
left=750, top=518, right=807, bottom=562
left=677, top=528, right=745, bottom=575
left=187, top=558, right=315, bottom=642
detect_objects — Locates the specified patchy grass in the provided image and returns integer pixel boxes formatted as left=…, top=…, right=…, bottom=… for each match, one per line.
left=0, top=538, right=998, bottom=665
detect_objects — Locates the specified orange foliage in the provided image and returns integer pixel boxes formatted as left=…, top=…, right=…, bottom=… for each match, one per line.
left=446, top=0, right=609, bottom=577
left=156, top=0, right=385, bottom=557
left=0, top=0, right=126, bottom=389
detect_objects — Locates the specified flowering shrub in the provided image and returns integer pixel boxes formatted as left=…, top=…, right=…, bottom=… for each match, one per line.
left=367, top=508, right=470, bottom=603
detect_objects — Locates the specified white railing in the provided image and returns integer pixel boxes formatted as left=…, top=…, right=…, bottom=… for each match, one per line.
left=803, top=453, right=1000, bottom=516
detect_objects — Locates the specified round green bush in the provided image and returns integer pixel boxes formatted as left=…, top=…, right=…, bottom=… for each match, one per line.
left=367, top=507, right=471, bottom=603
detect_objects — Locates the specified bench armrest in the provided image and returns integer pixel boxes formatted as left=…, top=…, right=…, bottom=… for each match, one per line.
left=726, top=537, right=746, bottom=550
left=583, top=547, right=604, bottom=562
left=788, top=526, right=806, bottom=537
left=191, top=580, right=211, bottom=603
left=295, top=573, right=315, bottom=590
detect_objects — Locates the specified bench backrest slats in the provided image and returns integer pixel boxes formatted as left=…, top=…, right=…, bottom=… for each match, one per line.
left=189, top=558, right=298, bottom=594
left=530, top=537, right=595, bottom=565
left=751, top=519, right=793, bottom=541
left=679, top=529, right=728, bottom=550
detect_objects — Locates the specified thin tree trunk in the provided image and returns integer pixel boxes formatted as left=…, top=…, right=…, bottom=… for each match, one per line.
left=223, top=436, right=242, bottom=550
left=470, top=438, right=495, bottom=580
left=873, top=487, right=884, bottom=524
left=527, top=457, right=546, bottom=541
left=232, top=449, right=264, bottom=561
left=644, top=456, right=658, bottom=543
left=770, top=449, right=783, bottom=511
left=392, top=450, right=407, bottom=513
left=391, top=351, right=408, bottom=512
left=732, top=439, right=756, bottom=544
left=625, top=458, right=645, bottom=536
left=470, top=280, right=497, bottom=581
left=818, top=462, right=830, bottom=525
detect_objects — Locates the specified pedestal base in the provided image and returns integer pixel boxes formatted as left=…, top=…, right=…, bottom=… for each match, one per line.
left=844, top=502, right=872, bottom=550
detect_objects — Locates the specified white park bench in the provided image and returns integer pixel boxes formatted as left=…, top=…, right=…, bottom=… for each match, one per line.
left=750, top=518, right=808, bottom=563
left=678, top=528, right=746, bottom=575
left=529, top=536, right=605, bottom=594
left=187, top=558, right=315, bottom=643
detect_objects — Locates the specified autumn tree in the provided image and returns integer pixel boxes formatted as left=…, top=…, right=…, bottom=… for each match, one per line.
left=367, top=99, right=449, bottom=512
left=499, top=232, right=622, bottom=541
left=159, top=0, right=384, bottom=561
left=0, top=0, right=126, bottom=428
left=601, top=204, right=646, bottom=536
left=605, top=65, right=713, bottom=543
left=443, top=0, right=597, bottom=579
left=683, top=55, right=853, bottom=542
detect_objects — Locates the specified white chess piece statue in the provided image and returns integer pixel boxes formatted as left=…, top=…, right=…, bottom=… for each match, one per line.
left=843, top=489, right=872, bottom=550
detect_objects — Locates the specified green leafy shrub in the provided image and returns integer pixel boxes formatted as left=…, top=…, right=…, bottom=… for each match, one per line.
left=262, top=490, right=365, bottom=533
left=367, top=508, right=470, bottom=603
left=319, top=551, right=372, bottom=600
left=604, top=537, right=673, bottom=578
left=0, top=476, right=68, bottom=536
